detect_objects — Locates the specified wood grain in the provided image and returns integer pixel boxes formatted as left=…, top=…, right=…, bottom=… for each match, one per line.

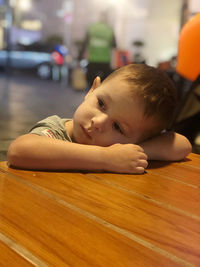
left=0, top=172, right=178, bottom=267
left=148, top=154, right=200, bottom=186
left=0, top=153, right=199, bottom=266
left=86, top=170, right=200, bottom=217
left=0, top=161, right=199, bottom=265
left=0, top=239, right=34, bottom=267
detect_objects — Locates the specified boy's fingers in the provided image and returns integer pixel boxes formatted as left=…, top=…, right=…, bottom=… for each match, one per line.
left=135, top=166, right=145, bottom=173
left=138, top=159, right=148, bottom=168
left=136, top=146, right=144, bottom=152
left=139, top=152, right=147, bottom=160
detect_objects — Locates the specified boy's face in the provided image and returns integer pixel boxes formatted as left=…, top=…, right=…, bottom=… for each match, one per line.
left=72, top=77, right=156, bottom=146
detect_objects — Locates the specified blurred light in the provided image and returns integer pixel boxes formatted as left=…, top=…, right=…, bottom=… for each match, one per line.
left=62, top=0, right=74, bottom=12
left=80, top=59, right=88, bottom=68
left=21, top=20, right=42, bottom=30
left=9, top=0, right=16, bottom=7
left=18, top=0, right=32, bottom=11
left=57, top=0, right=74, bottom=24
left=56, top=10, right=65, bottom=17
left=18, top=37, right=33, bottom=45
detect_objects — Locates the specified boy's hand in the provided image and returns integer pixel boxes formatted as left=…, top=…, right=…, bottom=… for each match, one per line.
left=104, top=143, right=148, bottom=174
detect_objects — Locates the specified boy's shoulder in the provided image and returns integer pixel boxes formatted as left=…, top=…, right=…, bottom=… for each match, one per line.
left=29, top=115, right=72, bottom=141
left=37, top=115, right=66, bottom=125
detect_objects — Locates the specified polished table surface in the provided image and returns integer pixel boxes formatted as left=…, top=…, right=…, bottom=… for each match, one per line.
left=0, top=153, right=200, bottom=267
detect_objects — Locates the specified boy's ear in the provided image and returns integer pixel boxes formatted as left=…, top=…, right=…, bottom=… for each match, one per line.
left=91, top=76, right=101, bottom=90
left=85, top=76, right=101, bottom=98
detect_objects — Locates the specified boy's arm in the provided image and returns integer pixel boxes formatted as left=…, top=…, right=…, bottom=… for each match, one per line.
left=140, top=131, right=192, bottom=161
left=7, top=134, right=148, bottom=174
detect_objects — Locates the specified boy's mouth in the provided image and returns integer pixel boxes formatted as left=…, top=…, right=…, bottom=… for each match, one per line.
left=81, top=126, right=92, bottom=139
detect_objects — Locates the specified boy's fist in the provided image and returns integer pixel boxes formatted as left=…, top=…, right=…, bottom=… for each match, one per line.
left=104, top=143, right=148, bottom=174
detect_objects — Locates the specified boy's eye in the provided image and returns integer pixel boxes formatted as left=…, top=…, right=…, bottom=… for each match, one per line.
left=113, top=122, right=123, bottom=134
left=98, top=98, right=105, bottom=108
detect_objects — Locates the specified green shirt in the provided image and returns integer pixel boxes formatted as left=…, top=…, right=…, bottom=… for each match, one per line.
left=88, top=22, right=115, bottom=63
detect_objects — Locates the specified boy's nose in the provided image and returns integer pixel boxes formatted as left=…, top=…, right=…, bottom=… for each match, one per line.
left=91, top=113, right=109, bottom=132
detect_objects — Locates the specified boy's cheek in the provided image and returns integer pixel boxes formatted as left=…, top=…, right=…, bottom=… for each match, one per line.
left=73, top=106, right=83, bottom=122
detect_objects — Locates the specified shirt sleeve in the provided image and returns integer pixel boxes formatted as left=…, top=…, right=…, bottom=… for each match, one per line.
left=29, top=115, right=72, bottom=142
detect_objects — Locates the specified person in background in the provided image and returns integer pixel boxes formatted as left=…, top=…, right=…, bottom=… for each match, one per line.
left=7, top=64, right=192, bottom=174
left=79, top=10, right=116, bottom=86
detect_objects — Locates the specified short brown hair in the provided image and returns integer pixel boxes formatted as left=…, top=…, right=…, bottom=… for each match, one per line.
left=104, top=64, right=177, bottom=134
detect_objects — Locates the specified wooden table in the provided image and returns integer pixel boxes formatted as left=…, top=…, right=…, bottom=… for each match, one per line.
left=0, top=153, right=200, bottom=267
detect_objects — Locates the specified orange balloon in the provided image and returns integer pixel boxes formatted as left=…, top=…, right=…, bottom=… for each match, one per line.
left=176, top=13, right=200, bottom=81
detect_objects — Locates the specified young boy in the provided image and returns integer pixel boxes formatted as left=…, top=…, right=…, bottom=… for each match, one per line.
left=7, top=64, right=192, bottom=174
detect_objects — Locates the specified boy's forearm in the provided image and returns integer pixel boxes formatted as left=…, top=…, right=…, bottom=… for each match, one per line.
left=140, top=131, right=192, bottom=161
left=7, top=134, right=107, bottom=171
left=7, top=134, right=148, bottom=174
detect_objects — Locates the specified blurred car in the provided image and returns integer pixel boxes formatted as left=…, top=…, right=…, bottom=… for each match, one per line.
left=0, top=43, right=67, bottom=79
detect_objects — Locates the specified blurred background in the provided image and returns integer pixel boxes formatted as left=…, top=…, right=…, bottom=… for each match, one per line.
left=0, top=0, right=200, bottom=160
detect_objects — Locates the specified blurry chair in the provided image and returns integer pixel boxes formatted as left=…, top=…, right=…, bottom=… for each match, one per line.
left=170, top=14, right=200, bottom=144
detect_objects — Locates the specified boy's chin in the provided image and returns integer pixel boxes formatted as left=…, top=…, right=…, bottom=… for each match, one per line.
left=72, top=134, right=90, bottom=145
